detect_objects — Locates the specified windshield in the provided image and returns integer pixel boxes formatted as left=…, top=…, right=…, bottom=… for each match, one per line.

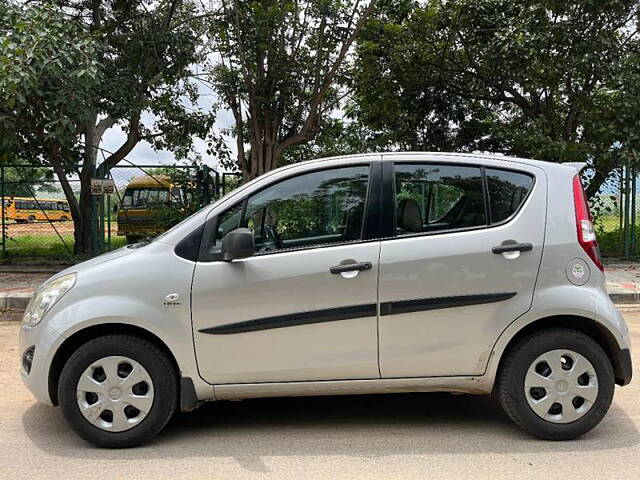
left=122, top=188, right=170, bottom=208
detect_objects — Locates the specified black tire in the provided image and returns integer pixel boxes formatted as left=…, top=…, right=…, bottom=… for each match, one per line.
left=58, top=334, right=178, bottom=448
left=27, top=215, right=35, bottom=223
left=497, top=328, right=614, bottom=440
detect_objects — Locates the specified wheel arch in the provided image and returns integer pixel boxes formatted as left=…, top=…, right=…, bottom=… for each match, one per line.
left=48, top=323, right=180, bottom=406
left=494, top=315, right=628, bottom=387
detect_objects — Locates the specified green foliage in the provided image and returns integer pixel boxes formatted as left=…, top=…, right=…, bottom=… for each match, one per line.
left=145, top=165, right=200, bottom=230
left=0, top=165, right=59, bottom=196
left=352, top=0, right=640, bottom=196
left=279, top=118, right=376, bottom=165
left=0, top=2, right=102, bottom=161
left=0, top=0, right=216, bottom=253
left=352, top=0, right=474, bottom=151
left=207, top=0, right=377, bottom=178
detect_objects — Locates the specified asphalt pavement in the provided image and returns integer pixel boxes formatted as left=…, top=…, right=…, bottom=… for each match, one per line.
left=0, top=313, right=639, bottom=480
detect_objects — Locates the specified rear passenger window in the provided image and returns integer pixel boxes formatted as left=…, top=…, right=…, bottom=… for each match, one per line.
left=486, top=169, right=533, bottom=224
left=394, top=164, right=486, bottom=235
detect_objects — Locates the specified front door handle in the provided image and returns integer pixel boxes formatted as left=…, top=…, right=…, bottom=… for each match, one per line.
left=492, top=243, right=533, bottom=254
left=330, top=262, right=372, bottom=274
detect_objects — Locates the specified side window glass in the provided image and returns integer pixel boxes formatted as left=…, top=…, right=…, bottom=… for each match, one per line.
left=122, top=190, right=133, bottom=207
left=394, top=164, right=485, bottom=235
left=212, top=203, right=243, bottom=250
left=244, top=166, right=370, bottom=253
left=428, top=183, right=464, bottom=222
left=486, top=168, right=533, bottom=224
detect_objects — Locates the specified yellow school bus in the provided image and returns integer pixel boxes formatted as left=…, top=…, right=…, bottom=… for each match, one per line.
left=2, top=197, right=71, bottom=223
left=117, top=175, right=185, bottom=242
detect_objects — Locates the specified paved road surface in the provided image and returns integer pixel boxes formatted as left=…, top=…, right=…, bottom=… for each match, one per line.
left=1, top=313, right=638, bottom=480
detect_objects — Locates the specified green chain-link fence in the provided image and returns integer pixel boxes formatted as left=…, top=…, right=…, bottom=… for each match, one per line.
left=0, top=163, right=240, bottom=263
left=591, top=166, right=639, bottom=259
left=4, top=160, right=633, bottom=262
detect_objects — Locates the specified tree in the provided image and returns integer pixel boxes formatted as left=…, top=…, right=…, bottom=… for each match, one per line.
left=279, top=117, right=375, bottom=165
left=352, top=0, right=640, bottom=197
left=0, top=166, right=59, bottom=197
left=206, top=0, right=378, bottom=180
left=352, top=0, right=485, bottom=152
left=0, top=1, right=214, bottom=253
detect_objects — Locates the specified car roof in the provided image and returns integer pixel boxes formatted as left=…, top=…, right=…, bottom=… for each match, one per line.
left=126, top=174, right=172, bottom=188
left=278, top=151, right=578, bottom=174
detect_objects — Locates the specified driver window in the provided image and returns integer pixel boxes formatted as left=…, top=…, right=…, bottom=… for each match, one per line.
left=244, top=165, right=370, bottom=253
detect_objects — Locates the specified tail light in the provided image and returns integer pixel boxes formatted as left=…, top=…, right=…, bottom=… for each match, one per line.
left=573, top=174, right=603, bottom=271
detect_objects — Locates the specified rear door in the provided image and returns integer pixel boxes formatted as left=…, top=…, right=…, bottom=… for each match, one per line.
left=378, top=158, right=546, bottom=378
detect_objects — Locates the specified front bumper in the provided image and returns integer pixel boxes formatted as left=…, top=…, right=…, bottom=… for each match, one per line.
left=19, top=321, right=65, bottom=406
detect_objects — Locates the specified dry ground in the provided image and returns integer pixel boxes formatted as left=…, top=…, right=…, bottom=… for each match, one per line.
left=0, top=313, right=639, bottom=480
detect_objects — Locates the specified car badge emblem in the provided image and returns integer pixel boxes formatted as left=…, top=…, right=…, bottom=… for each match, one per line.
left=163, top=293, right=181, bottom=307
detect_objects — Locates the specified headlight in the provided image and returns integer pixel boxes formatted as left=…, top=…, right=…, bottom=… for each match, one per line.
left=23, top=273, right=76, bottom=327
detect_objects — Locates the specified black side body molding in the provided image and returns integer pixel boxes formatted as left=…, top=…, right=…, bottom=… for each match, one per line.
left=199, top=303, right=377, bottom=335
left=380, top=292, right=516, bottom=316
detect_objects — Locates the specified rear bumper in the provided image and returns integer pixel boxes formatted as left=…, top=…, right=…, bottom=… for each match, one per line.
left=616, top=348, right=633, bottom=386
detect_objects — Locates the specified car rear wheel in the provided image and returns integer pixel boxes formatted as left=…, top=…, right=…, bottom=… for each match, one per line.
left=58, top=334, right=178, bottom=448
left=497, top=328, right=614, bottom=440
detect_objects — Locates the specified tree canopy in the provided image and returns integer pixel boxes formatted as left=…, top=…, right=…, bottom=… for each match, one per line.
left=351, top=0, right=640, bottom=196
left=2, top=0, right=640, bottom=257
left=206, top=0, right=377, bottom=179
left=0, top=0, right=214, bottom=253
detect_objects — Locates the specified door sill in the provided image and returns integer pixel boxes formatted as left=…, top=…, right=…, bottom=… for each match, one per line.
left=213, top=376, right=490, bottom=401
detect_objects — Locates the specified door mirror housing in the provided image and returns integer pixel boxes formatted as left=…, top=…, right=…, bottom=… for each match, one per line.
left=221, top=228, right=255, bottom=261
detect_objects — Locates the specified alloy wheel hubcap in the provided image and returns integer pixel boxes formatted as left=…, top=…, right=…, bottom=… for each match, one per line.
left=524, top=349, right=598, bottom=424
left=76, top=355, right=154, bottom=432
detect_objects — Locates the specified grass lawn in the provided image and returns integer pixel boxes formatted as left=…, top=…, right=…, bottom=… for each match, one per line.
left=1, top=233, right=127, bottom=261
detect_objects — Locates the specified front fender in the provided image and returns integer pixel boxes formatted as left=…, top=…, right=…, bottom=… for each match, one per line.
left=42, top=242, right=215, bottom=402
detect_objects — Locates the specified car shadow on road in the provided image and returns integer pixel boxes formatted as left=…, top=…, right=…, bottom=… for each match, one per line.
left=22, top=391, right=639, bottom=471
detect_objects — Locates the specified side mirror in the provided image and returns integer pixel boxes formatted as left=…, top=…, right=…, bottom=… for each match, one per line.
left=221, top=228, right=255, bottom=261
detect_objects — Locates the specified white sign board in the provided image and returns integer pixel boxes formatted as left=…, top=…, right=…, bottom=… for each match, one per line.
left=91, top=179, right=115, bottom=195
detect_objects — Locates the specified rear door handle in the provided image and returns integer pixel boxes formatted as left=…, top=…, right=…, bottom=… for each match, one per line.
left=492, top=243, right=533, bottom=254
left=330, top=262, right=372, bottom=274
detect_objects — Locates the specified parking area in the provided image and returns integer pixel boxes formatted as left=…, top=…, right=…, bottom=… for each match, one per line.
left=0, top=313, right=638, bottom=480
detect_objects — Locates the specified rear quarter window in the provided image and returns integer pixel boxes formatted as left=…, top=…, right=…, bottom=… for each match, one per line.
left=486, top=168, right=534, bottom=224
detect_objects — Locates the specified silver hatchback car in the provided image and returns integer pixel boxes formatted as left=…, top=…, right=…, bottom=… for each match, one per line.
left=20, top=152, right=632, bottom=447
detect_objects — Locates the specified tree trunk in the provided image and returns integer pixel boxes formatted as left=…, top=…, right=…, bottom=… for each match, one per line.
left=72, top=179, right=94, bottom=255
left=586, top=158, right=620, bottom=200
left=243, top=135, right=283, bottom=181
left=48, top=147, right=93, bottom=256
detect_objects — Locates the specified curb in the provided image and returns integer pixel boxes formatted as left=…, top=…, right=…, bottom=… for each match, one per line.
left=0, top=289, right=34, bottom=311
left=609, top=293, right=640, bottom=304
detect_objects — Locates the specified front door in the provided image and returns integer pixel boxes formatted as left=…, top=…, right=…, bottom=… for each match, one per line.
left=378, top=159, right=546, bottom=378
left=191, top=163, right=381, bottom=384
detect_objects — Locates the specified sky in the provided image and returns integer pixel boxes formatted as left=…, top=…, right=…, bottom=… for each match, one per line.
left=100, top=95, right=237, bottom=172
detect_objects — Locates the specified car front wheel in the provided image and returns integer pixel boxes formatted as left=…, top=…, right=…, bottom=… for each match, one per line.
left=58, top=334, right=178, bottom=448
left=497, top=328, right=615, bottom=440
